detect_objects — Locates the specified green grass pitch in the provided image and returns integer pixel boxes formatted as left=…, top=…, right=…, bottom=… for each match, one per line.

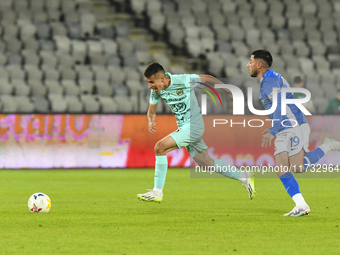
left=0, top=169, right=339, bottom=255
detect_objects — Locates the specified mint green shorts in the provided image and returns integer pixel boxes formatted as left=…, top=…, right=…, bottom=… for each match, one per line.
left=170, top=118, right=207, bottom=158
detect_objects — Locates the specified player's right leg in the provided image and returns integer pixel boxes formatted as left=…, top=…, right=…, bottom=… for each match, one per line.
left=193, top=149, right=255, bottom=199
left=137, top=135, right=178, bottom=203
left=303, top=137, right=340, bottom=171
left=292, top=123, right=340, bottom=172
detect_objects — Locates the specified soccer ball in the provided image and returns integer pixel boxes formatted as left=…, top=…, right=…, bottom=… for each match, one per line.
left=28, top=193, right=51, bottom=213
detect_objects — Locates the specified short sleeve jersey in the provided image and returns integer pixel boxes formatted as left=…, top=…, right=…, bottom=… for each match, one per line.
left=259, top=69, right=308, bottom=136
left=149, top=72, right=201, bottom=127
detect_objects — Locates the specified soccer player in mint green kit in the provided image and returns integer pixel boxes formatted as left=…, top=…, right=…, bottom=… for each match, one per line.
left=137, top=62, right=255, bottom=203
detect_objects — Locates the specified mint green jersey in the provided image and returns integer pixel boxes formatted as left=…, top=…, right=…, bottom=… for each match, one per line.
left=149, top=73, right=201, bottom=127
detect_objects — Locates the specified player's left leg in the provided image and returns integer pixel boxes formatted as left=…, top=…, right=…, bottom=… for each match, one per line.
left=274, top=128, right=310, bottom=216
left=193, top=149, right=255, bottom=199
left=275, top=152, right=310, bottom=216
left=137, top=135, right=178, bottom=203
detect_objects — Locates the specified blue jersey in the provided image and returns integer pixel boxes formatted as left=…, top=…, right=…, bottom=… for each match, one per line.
left=259, top=69, right=308, bottom=136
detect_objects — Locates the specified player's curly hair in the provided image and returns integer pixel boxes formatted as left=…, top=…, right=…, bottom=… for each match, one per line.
left=144, top=62, right=165, bottom=78
left=252, top=50, right=273, bottom=68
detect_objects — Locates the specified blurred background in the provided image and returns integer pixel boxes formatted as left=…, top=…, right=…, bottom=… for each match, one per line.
left=1, top=0, right=340, bottom=115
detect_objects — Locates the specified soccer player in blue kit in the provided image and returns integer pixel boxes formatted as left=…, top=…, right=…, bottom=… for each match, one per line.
left=247, top=50, right=340, bottom=216
left=137, top=62, right=255, bottom=203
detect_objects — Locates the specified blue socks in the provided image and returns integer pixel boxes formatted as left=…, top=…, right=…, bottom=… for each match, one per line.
left=154, top=155, right=168, bottom=189
left=303, top=148, right=325, bottom=171
left=279, top=172, right=307, bottom=206
left=279, top=172, right=300, bottom=198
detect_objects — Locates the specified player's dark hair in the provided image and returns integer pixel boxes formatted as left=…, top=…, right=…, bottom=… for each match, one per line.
left=144, top=62, right=165, bottom=78
left=293, top=76, right=303, bottom=84
left=251, top=50, right=273, bottom=68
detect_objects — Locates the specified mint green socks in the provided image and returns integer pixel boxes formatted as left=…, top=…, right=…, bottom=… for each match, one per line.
left=154, top=155, right=168, bottom=189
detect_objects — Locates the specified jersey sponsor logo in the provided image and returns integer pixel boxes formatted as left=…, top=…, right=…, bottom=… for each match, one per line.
left=176, top=89, right=184, bottom=96
left=167, top=95, right=187, bottom=102
left=169, top=102, right=187, bottom=113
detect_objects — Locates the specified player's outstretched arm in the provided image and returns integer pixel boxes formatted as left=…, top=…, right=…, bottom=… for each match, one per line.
left=198, top=74, right=232, bottom=98
left=147, top=103, right=157, bottom=135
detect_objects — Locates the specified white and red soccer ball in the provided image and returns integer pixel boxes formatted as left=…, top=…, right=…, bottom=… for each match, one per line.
left=28, top=193, right=51, bottom=213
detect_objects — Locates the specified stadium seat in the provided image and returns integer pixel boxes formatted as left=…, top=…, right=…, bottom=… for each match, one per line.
left=126, top=80, right=143, bottom=96
left=130, top=0, right=146, bottom=15
left=0, top=79, right=13, bottom=95
left=65, top=95, right=83, bottom=113
left=101, top=39, right=118, bottom=55
left=43, top=66, right=60, bottom=80
left=31, top=96, right=50, bottom=113
left=67, top=23, right=82, bottom=39
left=314, top=97, right=329, bottom=114
left=45, top=80, right=64, bottom=94
left=30, top=0, right=45, bottom=11
left=48, top=94, right=67, bottom=112
left=25, top=65, right=43, bottom=82
left=22, top=49, right=40, bottom=66
left=115, top=84, right=129, bottom=96
left=92, top=66, right=111, bottom=82
left=0, top=95, right=18, bottom=113
left=114, top=95, right=134, bottom=113
left=97, top=96, right=118, bottom=113
left=62, top=80, right=80, bottom=96
left=15, top=96, right=35, bottom=113
left=107, top=66, right=125, bottom=84
left=95, top=81, right=114, bottom=96
left=39, top=39, right=55, bottom=51
left=7, top=65, right=26, bottom=81
left=80, top=94, right=100, bottom=113
left=114, top=22, right=130, bottom=38
left=59, top=67, right=77, bottom=80
left=81, top=13, right=96, bottom=38
left=29, top=80, right=47, bottom=97
left=96, top=22, right=115, bottom=39
left=51, top=22, right=68, bottom=36
left=40, top=51, right=58, bottom=68
left=6, top=52, right=23, bottom=65
left=76, top=65, right=93, bottom=81
left=78, top=79, right=94, bottom=94
left=12, top=79, right=30, bottom=96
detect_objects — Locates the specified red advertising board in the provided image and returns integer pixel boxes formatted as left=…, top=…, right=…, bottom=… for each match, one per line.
left=0, top=114, right=338, bottom=168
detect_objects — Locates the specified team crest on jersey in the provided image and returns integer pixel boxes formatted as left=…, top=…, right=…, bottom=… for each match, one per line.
left=176, top=89, right=184, bottom=96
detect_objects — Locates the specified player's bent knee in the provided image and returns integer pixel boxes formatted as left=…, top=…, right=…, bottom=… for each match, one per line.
left=154, top=141, right=166, bottom=155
